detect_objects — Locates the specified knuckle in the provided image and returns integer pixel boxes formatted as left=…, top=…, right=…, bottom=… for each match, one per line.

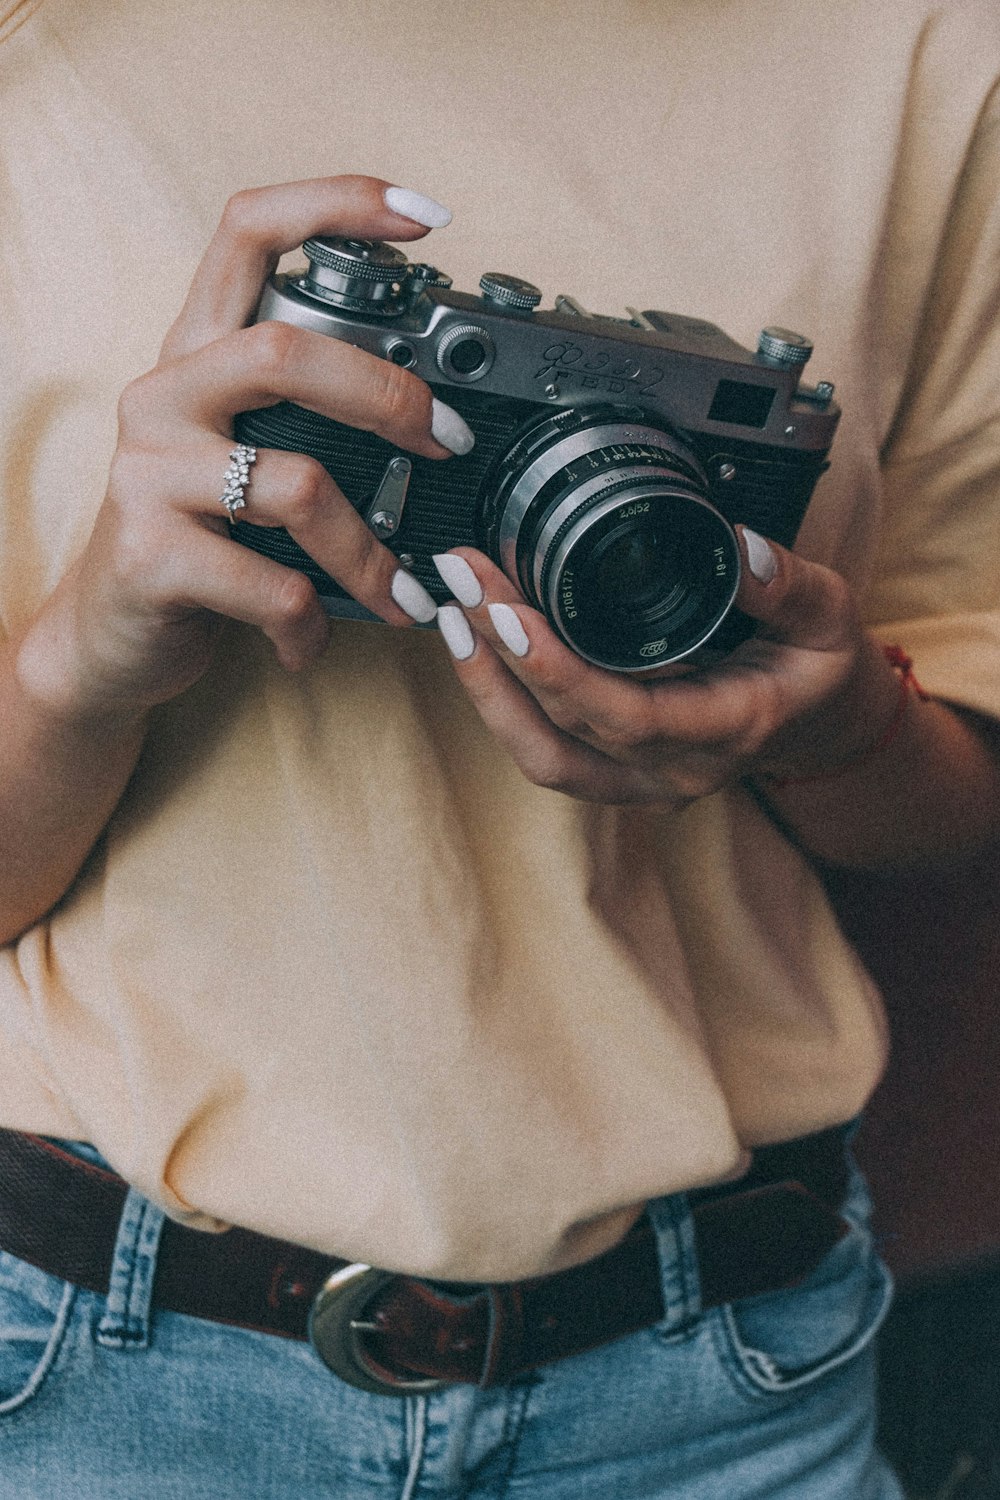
left=739, top=678, right=782, bottom=754
left=113, top=513, right=175, bottom=598
left=116, top=373, right=157, bottom=432
left=107, top=516, right=148, bottom=579
left=521, top=746, right=572, bottom=793
left=219, top=188, right=263, bottom=241
left=536, top=697, right=585, bottom=740
left=270, top=568, right=319, bottom=631
left=372, top=360, right=427, bottom=437
left=591, top=701, right=654, bottom=755
left=101, top=467, right=168, bottom=554
left=281, top=455, right=329, bottom=528
left=818, top=565, right=851, bottom=619
left=244, top=320, right=301, bottom=382
left=745, top=706, right=776, bottom=761
left=784, top=561, right=854, bottom=641
left=672, top=773, right=712, bottom=803
left=106, top=446, right=147, bottom=501
left=668, top=760, right=726, bottom=803
left=595, top=719, right=644, bottom=755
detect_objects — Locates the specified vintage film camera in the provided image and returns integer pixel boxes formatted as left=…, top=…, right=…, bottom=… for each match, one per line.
left=232, top=237, right=839, bottom=673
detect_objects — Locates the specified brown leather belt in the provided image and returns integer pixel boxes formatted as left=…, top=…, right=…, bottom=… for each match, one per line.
left=0, top=1127, right=850, bottom=1394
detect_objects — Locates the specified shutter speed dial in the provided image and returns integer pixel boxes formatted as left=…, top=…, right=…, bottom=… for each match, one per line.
left=302, top=237, right=410, bottom=311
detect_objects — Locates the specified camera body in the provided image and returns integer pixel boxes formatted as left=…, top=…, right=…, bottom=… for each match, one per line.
left=233, top=237, right=839, bottom=672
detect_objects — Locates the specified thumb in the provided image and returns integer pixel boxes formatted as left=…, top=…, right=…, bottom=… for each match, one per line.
left=734, top=526, right=856, bottom=652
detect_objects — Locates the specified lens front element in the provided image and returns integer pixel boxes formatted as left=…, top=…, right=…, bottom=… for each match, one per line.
left=487, top=411, right=741, bottom=672
left=543, top=484, right=740, bottom=672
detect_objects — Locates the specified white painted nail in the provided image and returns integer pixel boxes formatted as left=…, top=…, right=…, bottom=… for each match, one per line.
left=431, top=398, right=475, bottom=456
left=743, top=528, right=778, bottom=585
left=390, top=568, right=438, bottom=624
left=437, top=604, right=476, bottom=661
left=384, top=186, right=453, bottom=229
left=432, top=552, right=483, bottom=607
left=488, top=603, right=529, bottom=657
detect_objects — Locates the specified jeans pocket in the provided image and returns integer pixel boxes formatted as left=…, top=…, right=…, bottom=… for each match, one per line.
left=0, top=1251, right=75, bottom=1416
left=713, top=1162, right=894, bottom=1401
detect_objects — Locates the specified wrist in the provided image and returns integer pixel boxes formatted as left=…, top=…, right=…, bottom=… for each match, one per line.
left=12, top=582, right=150, bottom=739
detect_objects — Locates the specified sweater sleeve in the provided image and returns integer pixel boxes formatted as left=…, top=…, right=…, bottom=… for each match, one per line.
left=864, top=82, right=1000, bottom=721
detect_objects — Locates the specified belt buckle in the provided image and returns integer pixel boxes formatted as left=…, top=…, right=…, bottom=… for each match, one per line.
left=309, top=1263, right=450, bottom=1397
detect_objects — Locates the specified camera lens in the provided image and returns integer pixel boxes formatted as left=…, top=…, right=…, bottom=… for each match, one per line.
left=484, top=409, right=741, bottom=672
left=546, top=492, right=738, bottom=670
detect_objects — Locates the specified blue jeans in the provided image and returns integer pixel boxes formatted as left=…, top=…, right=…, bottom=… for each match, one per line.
left=0, top=1149, right=902, bottom=1498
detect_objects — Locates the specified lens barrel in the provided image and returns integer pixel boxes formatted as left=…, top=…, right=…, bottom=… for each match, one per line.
left=485, top=410, right=741, bottom=672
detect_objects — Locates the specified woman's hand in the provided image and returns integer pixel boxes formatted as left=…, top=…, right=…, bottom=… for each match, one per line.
left=0, top=174, right=473, bottom=942
left=30, top=175, right=473, bottom=721
left=431, top=529, right=899, bottom=809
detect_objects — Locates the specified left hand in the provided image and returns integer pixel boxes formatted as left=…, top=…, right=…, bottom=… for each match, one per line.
left=432, top=528, right=894, bottom=807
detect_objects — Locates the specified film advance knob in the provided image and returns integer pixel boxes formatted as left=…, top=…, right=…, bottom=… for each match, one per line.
left=756, top=326, right=814, bottom=370
left=479, top=273, right=543, bottom=312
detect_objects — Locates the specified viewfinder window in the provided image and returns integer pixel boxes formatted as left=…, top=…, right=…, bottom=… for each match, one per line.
left=708, top=380, right=776, bottom=429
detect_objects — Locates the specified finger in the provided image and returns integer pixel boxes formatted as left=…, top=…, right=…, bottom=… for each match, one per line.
left=434, top=548, right=638, bottom=730
left=434, top=547, right=708, bottom=750
left=734, top=526, right=857, bottom=652
left=161, top=176, right=451, bottom=361
left=135, top=322, right=473, bottom=461
left=156, top=525, right=332, bottom=672
left=435, top=610, right=643, bottom=802
left=131, top=441, right=438, bottom=628
left=434, top=547, right=772, bottom=751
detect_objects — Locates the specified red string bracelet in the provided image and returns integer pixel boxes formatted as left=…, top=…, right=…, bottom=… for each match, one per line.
left=765, top=645, right=928, bottom=790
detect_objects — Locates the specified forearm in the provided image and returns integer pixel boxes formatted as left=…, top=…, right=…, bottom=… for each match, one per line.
left=0, top=598, right=148, bottom=945
left=753, top=637, right=1000, bottom=870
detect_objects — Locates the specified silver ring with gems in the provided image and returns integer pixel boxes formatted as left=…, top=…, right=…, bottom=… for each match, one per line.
left=220, top=443, right=257, bottom=524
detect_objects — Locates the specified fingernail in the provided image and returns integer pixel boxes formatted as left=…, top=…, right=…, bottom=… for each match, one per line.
left=431, top=398, right=476, bottom=456
left=437, top=604, right=476, bottom=660
left=488, top=603, right=529, bottom=657
left=743, top=528, right=778, bottom=585
left=384, top=186, right=453, bottom=229
left=432, top=552, right=483, bottom=607
left=391, top=568, right=437, bottom=624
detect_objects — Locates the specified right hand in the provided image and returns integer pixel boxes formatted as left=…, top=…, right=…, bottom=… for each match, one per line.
left=38, top=175, right=470, bottom=720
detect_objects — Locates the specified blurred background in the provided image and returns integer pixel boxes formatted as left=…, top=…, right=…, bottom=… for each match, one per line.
left=827, top=845, right=1000, bottom=1500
